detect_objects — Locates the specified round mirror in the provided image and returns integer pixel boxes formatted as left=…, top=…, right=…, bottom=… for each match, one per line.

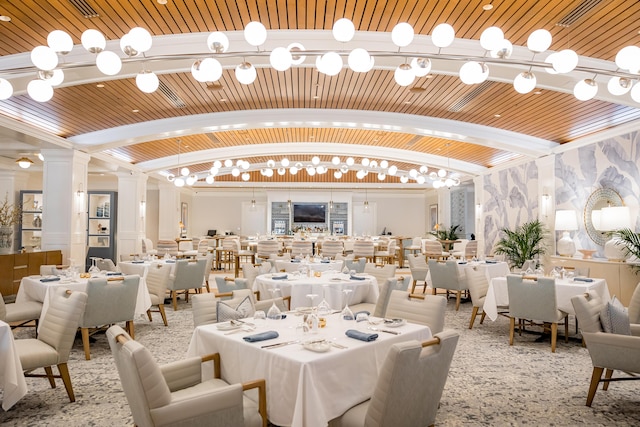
left=583, top=188, right=623, bottom=246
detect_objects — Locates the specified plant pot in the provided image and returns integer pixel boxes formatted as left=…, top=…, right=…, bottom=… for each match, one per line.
left=0, top=225, right=13, bottom=254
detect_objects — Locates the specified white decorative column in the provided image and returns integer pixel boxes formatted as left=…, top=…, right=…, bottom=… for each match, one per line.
left=40, top=149, right=89, bottom=265
left=158, top=182, right=181, bottom=240
left=116, top=172, right=148, bottom=258
left=536, top=155, right=556, bottom=266
left=0, top=170, right=29, bottom=252
left=473, top=175, right=485, bottom=259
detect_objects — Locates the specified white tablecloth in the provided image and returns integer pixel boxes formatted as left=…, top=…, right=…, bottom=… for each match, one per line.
left=0, top=320, right=27, bottom=411
left=483, top=276, right=611, bottom=321
left=187, top=313, right=432, bottom=427
left=274, top=260, right=343, bottom=273
left=255, top=272, right=378, bottom=310
left=16, top=275, right=152, bottom=330
left=426, top=261, right=510, bottom=286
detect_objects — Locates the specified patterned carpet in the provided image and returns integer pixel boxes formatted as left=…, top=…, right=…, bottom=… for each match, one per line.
left=2, top=271, right=639, bottom=426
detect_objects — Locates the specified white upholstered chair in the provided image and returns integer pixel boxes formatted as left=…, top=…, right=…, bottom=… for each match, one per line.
left=200, top=252, right=215, bottom=293
left=352, top=240, right=375, bottom=262
left=192, top=289, right=290, bottom=327
left=0, top=290, right=43, bottom=332
left=571, top=291, right=640, bottom=406
left=467, top=266, right=494, bottom=329
left=107, top=325, right=267, bottom=427
left=407, top=254, right=429, bottom=294
left=96, top=257, right=118, bottom=272
left=424, top=240, right=447, bottom=260
left=214, top=276, right=249, bottom=295
left=350, top=278, right=400, bottom=318
left=428, top=259, right=468, bottom=311
left=141, top=238, right=158, bottom=256
left=344, top=258, right=366, bottom=273
left=321, top=239, right=344, bottom=259
left=156, top=240, right=181, bottom=258
left=79, top=275, right=140, bottom=360
left=329, top=330, right=459, bottom=427
left=291, top=240, right=313, bottom=257
left=14, top=288, right=88, bottom=402
left=256, top=239, right=280, bottom=260
left=363, top=263, right=396, bottom=289
left=374, top=238, right=396, bottom=265
left=145, top=264, right=173, bottom=326
left=167, top=258, right=207, bottom=310
left=507, top=275, right=568, bottom=352
left=385, top=290, right=446, bottom=334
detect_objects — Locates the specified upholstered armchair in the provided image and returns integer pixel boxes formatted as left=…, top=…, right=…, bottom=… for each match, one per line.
left=363, top=263, right=396, bottom=289
left=428, top=259, right=468, bottom=310
left=79, top=275, right=140, bottom=360
left=215, top=276, right=249, bottom=295
left=14, top=288, right=88, bottom=402
left=350, top=278, right=399, bottom=318
left=352, top=240, right=375, bottom=262
left=107, top=325, right=267, bottom=427
left=291, top=240, right=313, bottom=257
left=167, top=258, right=207, bottom=310
left=344, top=258, right=366, bottom=273
left=571, top=291, right=640, bottom=406
left=141, top=238, right=158, bottom=256
left=385, top=290, right=446, bottom=334
left=321, top=239, right=344, bottom=259
left=374, top=238, right=396, bottom=265
left=329, top=331, right=459, bottom=427
left=145, top=264, right=173, bottom=326
left=0, top=290, right=43, bottom=333
left=466, top=266, right=505, bottom=329
left=407, top=253, right=428, bottom=293
left=96, top=258, right=118, bottom=272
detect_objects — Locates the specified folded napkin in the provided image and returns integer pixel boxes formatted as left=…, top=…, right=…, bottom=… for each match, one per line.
left=272, top=274, right=288, bottom=280
left=40, top=277, right=61, bottom=282
left=321, top=259, right=330, bottom=263
left=243, top=331, right=279, bottom=342
left=165, top=260, right=176, bottom=263
left=131, top=260, right=145, bottom=264
left=485, top=260, right=497, bottom=264
left=458, top=261, right=467, bottom=265
left=107, top=272, right=123, bottom=276
left=291, top=259, right=301, bottom=263
left=573, top=277, right=593, bottom=282
left=346, top=329, right=378, bottom=342
left=350, top=274, right=366, bottom=281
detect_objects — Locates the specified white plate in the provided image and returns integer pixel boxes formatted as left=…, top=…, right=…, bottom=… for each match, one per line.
left=216, top=322, right=241, bottom=331
left=303, top=340, right=331, bottom=353
left=383, top=318, right=407, bottom=328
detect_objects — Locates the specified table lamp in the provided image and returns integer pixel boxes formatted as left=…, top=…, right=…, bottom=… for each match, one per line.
left=600, top=206, right=631, bottom=261
left=555, top=209, right=578, bottom=257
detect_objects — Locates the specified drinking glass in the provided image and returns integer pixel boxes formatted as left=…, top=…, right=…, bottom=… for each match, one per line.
left=253, top=310, right=266, bottom=328
left=317, top=285, right=331, bottom=317
left=306, top=294, right=319, bottom=333
left=267, top=288, right=282, bottom=320
left=341, top=289, right=354, bottom=321
left=88, top=257, right=100, bottom=274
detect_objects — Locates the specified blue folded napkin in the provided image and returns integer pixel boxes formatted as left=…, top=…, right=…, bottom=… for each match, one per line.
left=131, top=260, right=145, bottom=264
left=165, top=260, right=176, bottom=263
left=40, top=277, right=61, bottom=282
left=272, top=274, right=288, bottom=280
left=458, top=261, right=467, bottom=265
left=291, top=259, right=301, bottom=263
left=350, top=274, right=365, bottom=281
left=107, top=272, right=123, bottom=276
left=243, top=331, right=279, bottom=342
left=321, top=259, right=330, bottom=263
left=573, top=277, right=593, bottom=282
left=346, top=329, right=378, bottom=342
left=485, top=260, right=497, bottom=264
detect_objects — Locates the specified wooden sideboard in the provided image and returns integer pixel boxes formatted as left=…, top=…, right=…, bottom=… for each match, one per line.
left=550, top=255, right=639, bottom=306
left=0, top=250, right=63, bottom=296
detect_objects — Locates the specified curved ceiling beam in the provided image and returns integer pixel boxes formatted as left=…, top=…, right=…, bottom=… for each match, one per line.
left=71, top=108, right=556, bottom=158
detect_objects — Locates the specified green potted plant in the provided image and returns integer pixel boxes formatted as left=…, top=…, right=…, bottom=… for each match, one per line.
left=615, top=228, right=640, bottom=274
left=0, top=193, right=21, bottom=254
left=430, top=223, right=460, bottom=241
left=493, top=219, right=548, bottom=269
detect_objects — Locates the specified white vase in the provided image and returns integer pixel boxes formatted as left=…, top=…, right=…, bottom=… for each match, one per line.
left=0, top=226, right=13, bottom=254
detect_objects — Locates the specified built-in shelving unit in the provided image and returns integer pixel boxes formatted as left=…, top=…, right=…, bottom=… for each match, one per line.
left=86, top=191, right=117, bottom=270
left=18, top=190, right=43, bottom=252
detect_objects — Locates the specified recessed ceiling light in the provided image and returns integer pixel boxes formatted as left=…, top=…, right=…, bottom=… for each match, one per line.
left=404, top=100, right=412, bottom=104
left=132, top=109, right=139, bottom=113
left=96, top=83, right=104, bottom=88
left=494, top=114, right=501, bottom=118
left=313, top=95, right=319, bottom=99
left=219, top=98, right=227, bottom=102
left=0, top=15, right=11, bottom=22
left=157, top=0, right=167, bottom=4
left=533, top=90, right=542, bottom=95
left=482, top=3, right=493, bottom=11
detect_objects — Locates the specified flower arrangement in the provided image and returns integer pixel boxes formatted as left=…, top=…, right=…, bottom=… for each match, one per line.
left=0, top=193, right=21, bottom=227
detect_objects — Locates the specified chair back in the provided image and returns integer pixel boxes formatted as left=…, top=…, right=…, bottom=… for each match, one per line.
left=178, top=240, right=194, bottom=252
left=145, top=264, right=172, bottom=301
left=97, top=258, right=118, bottom=271
left=80, top=276, right=140, bottom=328
left=407, top=254, right=427, bottom=269
left=345, top=258, right=366, bottom=273
left=156, top=240, right=180, bottom=257
left=365, top=330, right=459, bottom=427
left=507, top=275, right=559, bottom=323
left=570, top=291, right=605, bottom=334
left=466, top=266, right=490, bottom=308
left=40, top=264, right=62, bottom=276
left=371, top=278, right=398, bottom=318
left=192, top=293, right=219, bottom=327
left=396, top=275, right=411, bottom=292
left=428, top=260, right=467, bottom=291
left=257, top=239, right=280, bottom=259
left=215, top=276, right=248, bottom=294
left=353, top=240, right=374, bottom=259
left=201, top=252, right=215, bottom=277
left=424, top=240, right=444, bottom=259
left=628, top=282, right=640, bottom=325
left=222, top=237, right=241, bottom=253
left=465, top=240, right=478, bottom=258
left=364, top=263, right=396, bottom=287
left=170, top=259, right=207, bottom=292
left=411, top=236, right=422, bottom=248
left=38, top=288, right=88, bottom=364
left=242, top=263, right=261, bottom=288
left=291, top=240, right=313, bottom=257
left=385, top=290, right=446, bottom=334
left=197, top=239, right=210, bottom=256
left=141, top=238, right=157, bottom=255
left=321, top=240, right=344, bottom=258
left=106, top=325, right=173, bottom=427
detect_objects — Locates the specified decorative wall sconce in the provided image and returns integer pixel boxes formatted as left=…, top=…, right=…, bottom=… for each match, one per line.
left=541, top=192, right=551, bottom=218
left=140, top=200, right=146, bottom=218
left=75, top=184, right=86, bottom=213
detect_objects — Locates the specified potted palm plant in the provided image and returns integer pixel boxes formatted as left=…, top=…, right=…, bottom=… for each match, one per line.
left=0, top=193, right=21, bottom=254
left=615, top=228, right=640, bottom=274
left=493, top=219, right=548, bottom=269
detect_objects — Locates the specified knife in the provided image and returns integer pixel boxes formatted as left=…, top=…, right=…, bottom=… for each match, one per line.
left=261, top=340, right=298, bottom=349
left=379, top=329, right=401, bottom=335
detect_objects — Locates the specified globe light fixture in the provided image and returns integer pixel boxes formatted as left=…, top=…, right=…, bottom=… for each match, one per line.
left=16, top=157, right=34, bottom=169
left=431, top=23, right=455, bottom=48
left=81, top=29, right=106, bottom=53
left=391, top=22, right=414, bottom=47
left=607, top=76, right=632, bottom=96
left=96, top=50, right=122, bottom=75
left=513, top=71, right=537, bottom=94
left=0, top=78, right=13, bottom=100
left=333, top=18, right=355, bottom=43
left=136, top=70, right=159, bottom=93
left=394, top=63, right=414, bottom=86
left=27, top=79, right=54, bottom=102
left=47, top=30, right=73, bottom=55
left=573, top=78, right=598, bottom=101
left=205, top=175, right=215, bottom=184
left=348, top=48, right=374, bottom=72
left=287, top=43, right=306, bottom=65
left=411, top=57, right=432, bottom=77
left=270, top=47, right=293, bottom=71
left=615, top=45, right=640, bottom=73
left=120, top=34, right=139, bottom=57
left=527, top=29, right=552, bottom=53
left=174, top=177, right=185, bottom=187
left=244, top=21, right=267, bottom=47
left=128, top=27, right=153, bottom=53
left=331, top=156, right=341, bottom=165
left=31, top=46, right=59, bottom=71
left=480, top=26, right=504, bottom=51
left=235, top=62, right=257, bottom=84
left=552, top=49, right=579, bottom=73
left=207, top=31, right=230, bottom=53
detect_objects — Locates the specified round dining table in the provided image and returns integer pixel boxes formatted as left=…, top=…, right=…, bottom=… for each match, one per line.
left=274, top=259, right=343, bottom=274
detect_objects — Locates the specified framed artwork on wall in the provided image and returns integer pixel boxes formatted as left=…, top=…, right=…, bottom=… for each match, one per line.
left=429, top=204, right=438, bottom=231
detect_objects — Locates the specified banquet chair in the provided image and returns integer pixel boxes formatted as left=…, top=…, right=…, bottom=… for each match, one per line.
left=464, top=240, right=478, bottom=258
left=467, top=266, right=507, bottom=329
left=570, top=291, right=640, bottom=406
left=215, top=276, right=249, bottom=294
left=256, top=239, right=280, bottom=261
left=363, top=263, right=396, bottom=290
left=450, top=239, right=468, bottom=258
left=156, top=240, right=181, bottom=258
left=424, top=240, right=447, bottom=260
left=404, top=236, right=423, bottom=257
left=145, top=264, right=173, bottom=327
left=374, top=239, right=396, bottom=265
left=629, top=282, right=640, bottom=327
left=196, top=238, right=210, bottom=256
left=291, top=240, right=313, bottom=257
left=200, top=252, right=215, bottom=293
left=328, top=330, right=459, bottom=427
left=14, top=288, right=88, bottom=402
left=507, top=275, right=568, bottom=353
left=168, top=258, right=208, bottom=310
left=345, top=258, right=366, bottom=274
left=352, top=240, right=375, bottom=262
left=119, top=254, right=139, bottom=262
left=192, top=289, right=290, bottom=327
left=428, top=259, right=469, bottom=311
left=96, top=258, right=118, bottom=272
left=0, top=290, right=43, bottom=333
left=321, top=239, right=344, bottom=259
left=141, top=238, right=158, bottom=256
left=178, top=239, right=198, bottom=258
left=351, top=278, right=400, bottom=318
left=385, top=290, right=446, bottom=334
left=107, top=325, right=267, bottom=427
left=224, top=237, right=256, bottom=277
left=79, top=275, right=140, bottom=360
left=40, top=264, right=64, bottom=276
left=242, top=263, right=272, bottom=289
left=407, top=254, right=429, bottom=294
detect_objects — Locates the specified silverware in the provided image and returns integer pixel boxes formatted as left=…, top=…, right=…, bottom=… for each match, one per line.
left=261, top=340, right=298, bottom=349
left=368, top=326, right=401, bottom=335
left=331, top=342, right=348, bottom=349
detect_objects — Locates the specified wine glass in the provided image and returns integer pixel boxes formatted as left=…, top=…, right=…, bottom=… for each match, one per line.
left=88, top=257, right=100, bottom=274
left=317, top=285, right=331, bottom=317
left=267, top=288, right=282, bottom=320
left=306, top=293, right=319, bottom=333
left=341, top=289, right=354, bottom=321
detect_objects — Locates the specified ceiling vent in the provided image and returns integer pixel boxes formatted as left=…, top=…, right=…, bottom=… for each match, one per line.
left=158, top=80, right=186, bottom=108
left=448, top=81, right=494, bottom=112
left=68, top=0, right=100, bottom=18
left=556, top=0, right=603, bottom=27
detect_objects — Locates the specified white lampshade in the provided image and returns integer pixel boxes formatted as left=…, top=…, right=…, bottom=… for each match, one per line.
left=174, top=177, right=185, bottom=187
left=96, top=50, right=122, bottom=75
left=348, top=48, right=374, bottom=72
left=574, top=79, right=598, bottom=101
left=27, top=79, right=54, bottom=102
left=607, top=76, right=632, bottom=96
left=278, top=167, right=286, bottom=176
left=192, top=57, right=223, bottom=82
left=334, top=170, right=342, bottom=179
left=213, top=160, right=222, bottom=169
left=186, top=174, right=197, bottom=186
left=209, top=166, right=219, bottom=176
left=333, top=18, right=355, bottom=42
left=0, top=78, right=13, bottom=100
left=615, top=45, right=640, bottom=73
left=180, top=167, right=190, bottom=177
left=205, top=175, right=215, bottom=184
left=136, top=70, right=159, bottom=93
left=270, top=47, right=292, bottom=71
left=527, top=29, right=552, bottom=53
left=631, top=82, right=640, bottom=103
left=552, top=49, right=579, bottom=73
left=411, top=57, right=431, bottom=77
left=318, top=52, right=342, bottom=76
left=128, top=27, right=153, bottom=53
left=391, top=22, right=414, bottom=47
left=81, top=29, right=106, bottom=53
left=394, top=64, right=414, bottom=86
left=431, top=23, right=455, bottom=48
left=38, top=69, right=64, bottom=87
left=380, top=160, right=389, bottom=169
left=480, top=26, right=504, bottom=51
left=513, top=71, right=537, bottom=94
left=235, top=62, right=257, bottom=84
left=491, top=39, right=513, bottom=59
left=346, top=157, right=355, bottom=166
left=281, top=158, right=290, bottom=167
left=600, top=206, right=631, bottom=231
left=331, top=156, right=341, bottom=165
left=31, top=46, right=59, bottom=71
left=388, top=165, right=398, bottom=175
left=120, top=34, right=138, bottom=56
left=400, top=175, right=409, bottom=184
left=47, top=30, right=74, bottom=54
left=244, top=21, right=267, bottom=47
left=459, top=61, right=488, bottom=84
left=224, top=159, right=233, bottom=167
left=591, top=210, right=602, bottom=230
left=555, top=210, right=578, bottom=231
left=207, top=32, right=229, bottom=53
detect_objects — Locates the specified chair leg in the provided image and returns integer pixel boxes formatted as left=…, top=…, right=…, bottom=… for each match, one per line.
left=81, top=327, right=91, bottom=360
left=411, top=279, right=417, bottom=294
left=126, top=320, right=135, bottom=339
left=432, top=287, right=437, bottom=295
left=564, top=315, right=569, bottom=343
left=509, top=317, right=515, bottom=345
left=205, top=279, right=211, bottom=293
left=550, top=322, right=558, bottom=353
left=469, top=306, right=478, bottom=329
left=158, top=304, right=168, bottom=326
left=58, top=363, right=76, bottom=402
left=602, top=369, right=613, bottom=391
left=455, top=291, right=461, bottom=311
left=146, top=309, right=153, bottom=322
left=44, top=366, right=56, bottom=388
left=586, top=367, right=604, bottom=407
left=480, top=312, right=486, bottom=324
left=172, top=291, right=178, bottom=311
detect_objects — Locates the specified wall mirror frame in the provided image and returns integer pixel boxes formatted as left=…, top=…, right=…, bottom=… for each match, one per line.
left=583, top=188, right=623, bottom=246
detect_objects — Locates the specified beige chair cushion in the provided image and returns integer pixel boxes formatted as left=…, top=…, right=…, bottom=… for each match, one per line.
left=385, top=290, right=446, bottom=334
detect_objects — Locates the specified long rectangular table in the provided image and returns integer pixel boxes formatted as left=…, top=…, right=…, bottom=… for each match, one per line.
left=0, top=320, right=27, bottom=411
left=187, top=313, right=431, bottom=427
left=483, top=276, right=610, bottom=321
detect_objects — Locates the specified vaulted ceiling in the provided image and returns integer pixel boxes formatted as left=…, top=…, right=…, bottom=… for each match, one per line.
left=0, top=0, right=639, bottom=188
